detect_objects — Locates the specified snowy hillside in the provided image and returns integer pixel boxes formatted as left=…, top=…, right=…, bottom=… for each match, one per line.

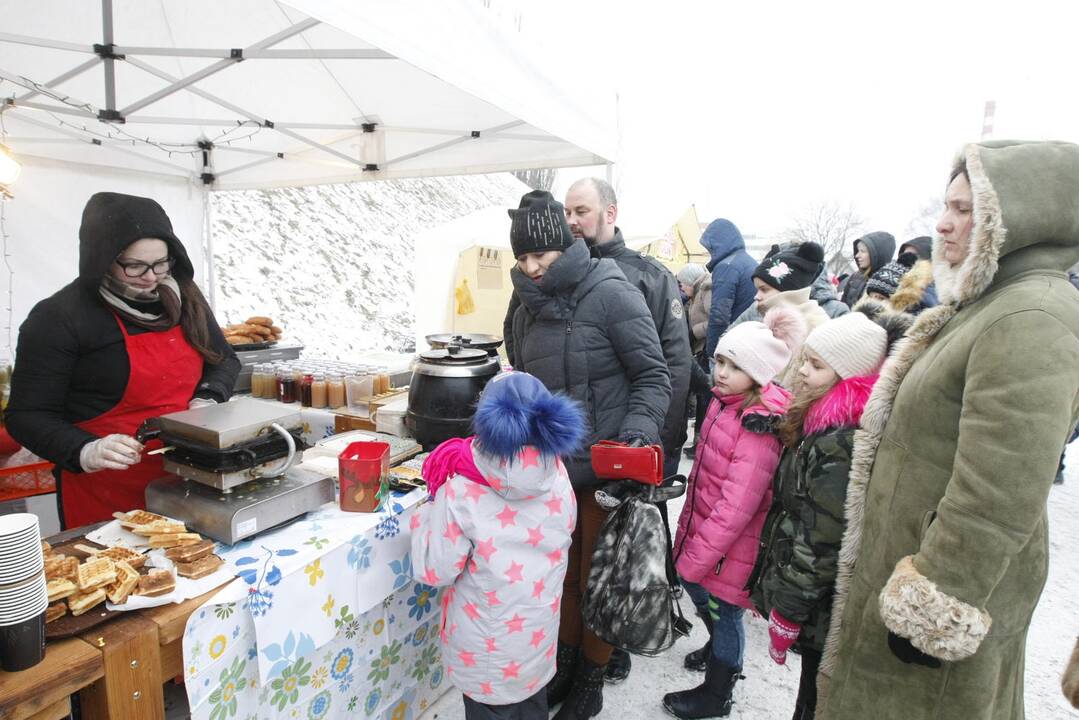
left=210, top=173, right=529, bottom=359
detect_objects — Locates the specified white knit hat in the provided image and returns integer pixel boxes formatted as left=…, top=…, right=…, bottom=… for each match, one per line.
left=714, top=308, right=806, bottom=386
left=804, top=313, right=888, bottom=379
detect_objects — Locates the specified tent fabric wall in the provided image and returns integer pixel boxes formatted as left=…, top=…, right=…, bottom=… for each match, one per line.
left=0, top=158, right=205, bottom=359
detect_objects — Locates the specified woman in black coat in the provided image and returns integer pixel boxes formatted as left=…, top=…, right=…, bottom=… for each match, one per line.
left=6, top=192, right=238, bottom=527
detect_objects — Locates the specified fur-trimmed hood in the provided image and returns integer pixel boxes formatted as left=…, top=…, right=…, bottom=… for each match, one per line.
left=933, top=140, right=1079, bottom=306
left=802, top=374, right=877, bottom=436
left=887, top=259, right=935, bottom=314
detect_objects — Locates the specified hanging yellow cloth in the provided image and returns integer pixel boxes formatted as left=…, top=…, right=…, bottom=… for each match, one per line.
left=455, top=278, right=476, bottom=315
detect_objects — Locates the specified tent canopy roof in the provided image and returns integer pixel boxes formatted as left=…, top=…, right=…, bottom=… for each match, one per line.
left=0, top=0, right=615, bottom=190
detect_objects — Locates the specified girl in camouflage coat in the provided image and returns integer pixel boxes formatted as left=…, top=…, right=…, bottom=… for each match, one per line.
left=749, top=306, right=910, bottom=720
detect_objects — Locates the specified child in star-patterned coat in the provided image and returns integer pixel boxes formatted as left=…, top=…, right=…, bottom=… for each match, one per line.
left=412, top=371, right=584, bottom=719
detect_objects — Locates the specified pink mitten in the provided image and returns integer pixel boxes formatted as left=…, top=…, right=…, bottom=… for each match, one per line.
left=768, top=609, right=801, bottom=665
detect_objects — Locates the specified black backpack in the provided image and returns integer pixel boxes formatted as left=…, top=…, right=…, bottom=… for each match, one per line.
left=582, top=478, right=691, bottom=655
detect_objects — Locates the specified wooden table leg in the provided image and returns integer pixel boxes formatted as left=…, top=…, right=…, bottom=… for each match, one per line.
left=78, top=615, right=165, bottom=720
left=23, top=697, right=71, bottom=720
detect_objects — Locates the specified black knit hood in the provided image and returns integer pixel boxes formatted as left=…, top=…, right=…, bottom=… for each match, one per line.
left=78, top=192, right=193, bottom=290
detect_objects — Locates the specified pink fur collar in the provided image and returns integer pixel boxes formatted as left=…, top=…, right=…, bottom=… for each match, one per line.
left=803, top=374, right=878, bottom=436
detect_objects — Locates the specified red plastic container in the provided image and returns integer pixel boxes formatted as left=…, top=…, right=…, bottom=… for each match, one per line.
left=338, top=441, right=390, bottom=512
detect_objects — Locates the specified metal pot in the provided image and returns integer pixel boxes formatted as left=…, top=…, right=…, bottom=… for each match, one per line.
left=424, top=333, right=503, bottom=357
left=406, top=344, right=500, bottom=450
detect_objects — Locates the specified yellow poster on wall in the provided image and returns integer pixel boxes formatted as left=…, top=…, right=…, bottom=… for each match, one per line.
left=449, top=245, right=516, bottom=358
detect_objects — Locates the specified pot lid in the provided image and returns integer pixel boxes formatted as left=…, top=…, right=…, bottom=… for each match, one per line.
left=418, top=346, right=491, bottom=364
left=425, top=333, right=503, bottom=350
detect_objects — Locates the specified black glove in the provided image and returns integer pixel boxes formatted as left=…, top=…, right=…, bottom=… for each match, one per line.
left=616, top=431, right=651, bottom=448
left=887, top=632, right=941, bottom=669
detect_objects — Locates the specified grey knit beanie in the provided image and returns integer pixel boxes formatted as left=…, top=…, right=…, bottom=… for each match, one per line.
left=804, top=312, right=888, bottom=379
left=676, top=263, right=708, bottom=286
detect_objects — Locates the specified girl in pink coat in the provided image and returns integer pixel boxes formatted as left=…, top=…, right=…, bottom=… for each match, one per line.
left=665, top=307, right=805, bottom=719
left=411, top=371, right=584, bottom=720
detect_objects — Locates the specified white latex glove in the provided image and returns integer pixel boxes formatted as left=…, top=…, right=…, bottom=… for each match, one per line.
left=189, top=397, right=217, bottom=410
left=79, top=434, right=144, bottom=473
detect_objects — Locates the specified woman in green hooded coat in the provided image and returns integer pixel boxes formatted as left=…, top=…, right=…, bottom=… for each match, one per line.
left=817, top=140, right=1079, bottom=720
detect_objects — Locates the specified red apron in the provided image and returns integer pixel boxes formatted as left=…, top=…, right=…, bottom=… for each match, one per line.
left=59, top=314, right=202, bottom=528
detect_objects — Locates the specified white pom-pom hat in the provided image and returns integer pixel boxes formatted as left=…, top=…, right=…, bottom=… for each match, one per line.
left=714, top=307, right=807, bottom=386
left=804, top=312, right=888, bottom=379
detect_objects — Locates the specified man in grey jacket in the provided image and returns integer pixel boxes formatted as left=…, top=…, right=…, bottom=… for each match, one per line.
left=564, top=177, right=692, bottom=684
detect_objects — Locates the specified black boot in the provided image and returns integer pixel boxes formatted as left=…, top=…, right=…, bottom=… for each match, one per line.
left=661, top=655, right=742, bottom=719
left=791, top=704, right=813, bottom=720
left=552, top=658, right=606, bottom=720
left=546, top=643, right=580, bottom=708
left=684, top=607, right=715, bottom=672
left=604, top=647, right=632, bottom=684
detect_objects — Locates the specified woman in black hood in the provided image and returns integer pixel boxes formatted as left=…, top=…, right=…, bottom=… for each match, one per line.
left=6, top=192, right=239, bottom=527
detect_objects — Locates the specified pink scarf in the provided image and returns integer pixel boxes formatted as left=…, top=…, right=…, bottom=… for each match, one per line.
left=422, top=436, right=488, bottom=496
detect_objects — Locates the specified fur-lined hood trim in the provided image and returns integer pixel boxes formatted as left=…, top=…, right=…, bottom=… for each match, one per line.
left=802, top=374, right=877, bottom=437
left=888, top=260, right=934, bottom=313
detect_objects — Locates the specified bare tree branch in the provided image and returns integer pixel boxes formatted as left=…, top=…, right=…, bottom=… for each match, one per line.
left=780, top=200, right=866, bottom=274
left=906, top=195, right=944, bottom=238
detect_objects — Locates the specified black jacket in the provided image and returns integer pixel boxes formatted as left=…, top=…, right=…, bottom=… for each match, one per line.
left=839, top=231, right=895, bottom=308
left=511, top=239, right=671, bottom=487
left=590, top=230, right=692, bottom=455
left=5, top=193, right=238, bottom=473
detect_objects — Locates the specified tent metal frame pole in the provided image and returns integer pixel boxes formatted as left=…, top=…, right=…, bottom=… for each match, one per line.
left=112, top=47, right=395, bottom=60
left=383, top=120, right=523, bottom=168
left=125, top=56, right=365, bottom=168
left=0, top=33, right=93, bottom=54
left=101, top=0, right=116, bottom=112
left=0, top=57, right=100, bottom=109
left=119, top=18, right=321, bottom=117
left=6, top=109, right=195, bottom=177
left=214, top=154, right=281, bottom=178
left=3, top=99, right=97, bottom=119
left=203, top=189, right=216, bottom=311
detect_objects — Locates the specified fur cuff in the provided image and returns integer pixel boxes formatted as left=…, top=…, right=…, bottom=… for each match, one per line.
left=878, top=555, right=992, bottom=662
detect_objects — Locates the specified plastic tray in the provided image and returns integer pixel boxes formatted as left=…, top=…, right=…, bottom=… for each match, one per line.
left=0, top=461, right=55, bottom=501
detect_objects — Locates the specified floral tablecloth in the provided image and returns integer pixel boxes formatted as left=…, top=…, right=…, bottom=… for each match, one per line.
left=182, top=490, right=448, bottom=720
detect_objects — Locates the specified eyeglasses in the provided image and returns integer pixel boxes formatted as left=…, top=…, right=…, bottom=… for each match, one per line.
left=116, top=257, right=174, bottom=278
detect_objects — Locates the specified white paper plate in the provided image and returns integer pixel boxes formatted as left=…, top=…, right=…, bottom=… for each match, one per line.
left=0, top=513, right=39, bottom=538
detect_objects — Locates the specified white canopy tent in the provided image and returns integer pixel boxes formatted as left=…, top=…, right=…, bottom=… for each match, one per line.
left=0, top=0, right=615, bottom=353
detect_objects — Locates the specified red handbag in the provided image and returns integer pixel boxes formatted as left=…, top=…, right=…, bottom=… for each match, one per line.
left=590, top=440, right=665, bottom=486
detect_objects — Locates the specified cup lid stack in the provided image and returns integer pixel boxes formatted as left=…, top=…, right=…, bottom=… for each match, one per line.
left=0, top=514, right=47, bottom=626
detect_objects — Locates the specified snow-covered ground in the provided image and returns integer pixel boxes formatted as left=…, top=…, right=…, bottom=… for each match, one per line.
left=210, top=173, right=528, bottom=360
left=422, top=443, right=1079, bottom=719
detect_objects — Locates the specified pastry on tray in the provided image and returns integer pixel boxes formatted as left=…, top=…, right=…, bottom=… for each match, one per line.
left=130, top=520, right=187, bottom=537
left=148, top=533, right=202, bottom=549
left=46, top=577, right=77, bottom=603
left=106, top=561, right=140, bottom=605
left=76, top=557, right=117, bottom=591
left=45, top=602, right=68, bottom=624
left=95, top=545, right=147, bottom=570
left=45, top=555, right=79, bottom=582
left=115, top=509, right=167, bottom=529
left=135, top=569, right=175, bottom=597
left=176, top=554, right=224, bottom=580
left=68, top=588, right=107, bottom=617
left=165, top=539, right=215, bottom=563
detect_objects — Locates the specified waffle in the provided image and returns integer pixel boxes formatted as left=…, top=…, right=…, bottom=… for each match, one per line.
left=147, top=533, right=202, bottom=549
left=45, top=602, right=68, bottom=624
left=68, top=588, right=106, bottom=616
left=115, top=509, right=167, bottom=529
left=41, top=540, right=53, bottom=556
left=130, top=521, right=187, bottom=537
left=165, top=539, right=215, bottom=564
left=95, top=546, right=147, bottom=570
left=176, top=554, right=224, bottom=580
left=135, top=569, right=175, bottom=597
left=46, top=577, right=77, bottom=602
left=76, top=557, right=117, bottom=591
left=45, top=555, right=78, bottom=582
left=106, top=561, right=140, bottom=605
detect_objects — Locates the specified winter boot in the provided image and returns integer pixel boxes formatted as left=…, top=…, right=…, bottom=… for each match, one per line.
left=546, top=643, right=580, bottom=708
left=790, top=703, right=813, bottom=720
left=604, top=647, right=632, bottom=684
left=661, top=655, right=742, bottom=719
left=552, top=659, right=606, bottom=720
left=684, top=607, right=715, bottom=672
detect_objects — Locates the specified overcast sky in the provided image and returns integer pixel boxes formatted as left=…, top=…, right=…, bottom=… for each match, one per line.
left=520, top=0, right=1079, bottom=242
